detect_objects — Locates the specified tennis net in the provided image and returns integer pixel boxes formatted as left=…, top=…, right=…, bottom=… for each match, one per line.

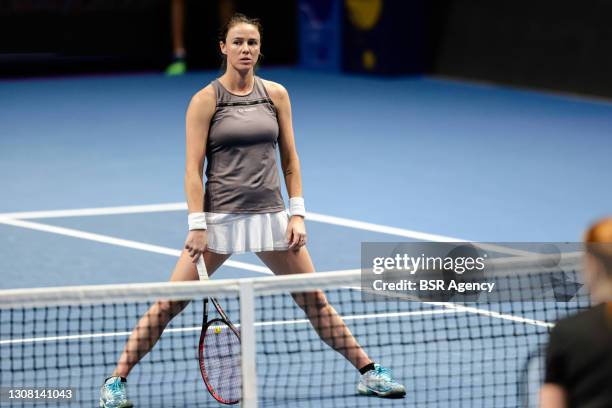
left=0, top=252, right=590, bottom=407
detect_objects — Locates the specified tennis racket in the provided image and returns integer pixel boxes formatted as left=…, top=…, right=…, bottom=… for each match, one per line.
left=196, top=256, right=242, bottom=405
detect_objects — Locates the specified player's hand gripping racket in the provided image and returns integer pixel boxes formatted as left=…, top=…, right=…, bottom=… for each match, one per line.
left=196, top=256, right=241, bottom=405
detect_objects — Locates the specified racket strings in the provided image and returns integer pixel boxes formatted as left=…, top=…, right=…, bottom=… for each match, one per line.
left=203, top=322, right=241, bottom=402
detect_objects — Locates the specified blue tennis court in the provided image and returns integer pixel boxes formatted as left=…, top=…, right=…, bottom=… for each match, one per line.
left=2, top=68, right=611, bottom=287
left=0, top=69, right=610, bottom=406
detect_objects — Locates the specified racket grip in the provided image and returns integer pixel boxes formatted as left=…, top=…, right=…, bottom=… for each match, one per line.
left=197, top=256, right=209, bottom=281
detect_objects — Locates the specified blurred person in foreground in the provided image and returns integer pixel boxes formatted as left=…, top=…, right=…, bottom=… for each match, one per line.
left=540, top=218, right=612, bottom=407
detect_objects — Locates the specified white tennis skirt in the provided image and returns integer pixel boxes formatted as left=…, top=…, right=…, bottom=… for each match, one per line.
left=205, top=210, right=291, bottom=254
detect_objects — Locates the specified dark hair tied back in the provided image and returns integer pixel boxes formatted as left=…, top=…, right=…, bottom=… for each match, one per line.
left=218, top=13, right=264, bottom=70
left=218, top=13, right=263, bottom=44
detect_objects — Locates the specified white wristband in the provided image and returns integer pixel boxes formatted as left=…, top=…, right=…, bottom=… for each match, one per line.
left=289, top=197, right=306, bottom=218
left=188, top=212, right=207, bottom=230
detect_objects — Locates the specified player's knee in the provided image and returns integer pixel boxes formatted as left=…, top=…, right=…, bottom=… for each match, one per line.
left=292, top=290, right=328, bottom=313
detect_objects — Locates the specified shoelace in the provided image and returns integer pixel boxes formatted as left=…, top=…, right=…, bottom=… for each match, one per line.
left=107, top=380, right=124, bottom=398
left=374, top=366, right=392, bottom=381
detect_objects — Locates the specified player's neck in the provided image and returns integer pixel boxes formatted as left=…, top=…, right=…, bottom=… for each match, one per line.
left=221, top=69, right=255, bottom=94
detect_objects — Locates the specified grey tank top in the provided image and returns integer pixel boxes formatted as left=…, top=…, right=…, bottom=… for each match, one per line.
left=204, top=76, right=285, bottom=213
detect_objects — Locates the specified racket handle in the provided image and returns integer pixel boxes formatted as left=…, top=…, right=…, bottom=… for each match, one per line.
left=197, top=255, right=208, bottom=281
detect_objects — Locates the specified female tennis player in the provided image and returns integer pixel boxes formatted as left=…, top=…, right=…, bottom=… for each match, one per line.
left=100, top=13, right=405, bottom=407
left=540, top=218, right=612, bottom=408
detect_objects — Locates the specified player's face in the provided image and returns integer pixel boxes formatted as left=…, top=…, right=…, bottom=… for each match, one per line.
left=221, top=23, right=261, bottom=72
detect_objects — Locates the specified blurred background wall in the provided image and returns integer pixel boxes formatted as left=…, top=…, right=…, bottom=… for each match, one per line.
left=0, top=0, right=297, bottom=75
left=432, top=0, right=612, bottom=97
left=1, top=0, right=611, bottom=98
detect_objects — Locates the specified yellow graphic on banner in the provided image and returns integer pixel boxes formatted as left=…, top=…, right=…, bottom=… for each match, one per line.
left=345, top=0, right=383, bottom=30
left=362, top=49, right=376, bottom=70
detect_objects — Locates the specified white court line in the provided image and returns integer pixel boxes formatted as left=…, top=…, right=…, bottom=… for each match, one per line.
left=0, top=203, right=463, bottom=242
left=0, top=308, right=464, bottom=345
left=424, top=302, right=553, bottom=328
left=0, top=202, right=532, bottom=256
left=0, top=304, right=553, bottom=346
left=0, top=218, right=180, bottom=256
left=256, top=308, right=462, bottom=327
left=0, top=203, right=187, bottom=220
left=0, top=206, right=555, bottom=333
left=307, top=213, right=534, bottom=256
left=0, top=217, right=272, bottom=275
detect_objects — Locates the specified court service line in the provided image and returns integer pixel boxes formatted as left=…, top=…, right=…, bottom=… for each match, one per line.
left=0, top=216, right=554, bottom=329
left=0, top=202, right=462, bottom=242
left=0, top=217, right=272, bottom=275
left=0, top=305, right=552, bottom=347
left=0, top=202, right=531, bottom=256
left=0, top=203, right=462, bottom=242
left=424, top=302, right=554, bottom=328
left=0, top=308, right=467, bottom=346
left=0, top=203, right=186, bottom=220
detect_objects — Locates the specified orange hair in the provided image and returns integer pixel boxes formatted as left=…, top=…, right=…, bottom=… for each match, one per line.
left=584, top=217, right=612, bottom=276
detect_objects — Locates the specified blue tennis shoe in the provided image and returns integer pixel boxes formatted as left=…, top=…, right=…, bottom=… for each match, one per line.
left=100, top=376, right=133, bottom=408
left=357, top=364, right=406, bottom=398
